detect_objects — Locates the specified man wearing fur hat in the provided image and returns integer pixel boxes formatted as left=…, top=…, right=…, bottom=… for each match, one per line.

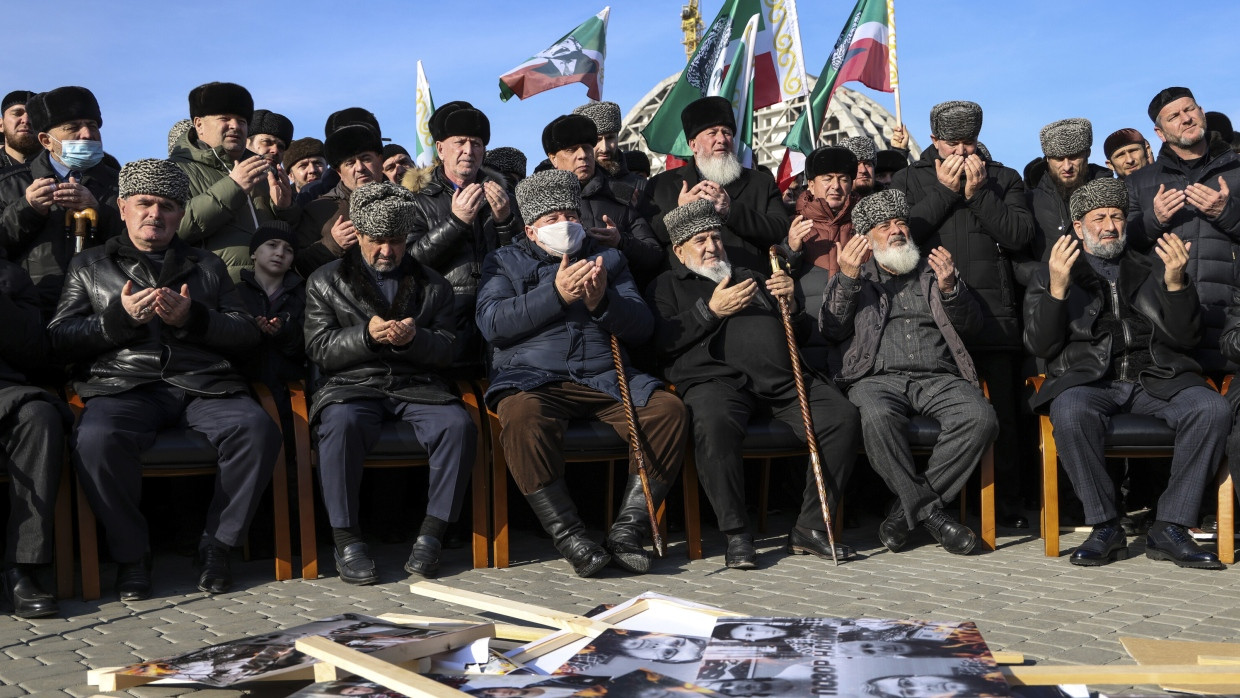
left=841, top=136, right=880, bottom=197
left=0, top=86, right=121, bottom=321
left=543, top=114, right=662, bottom=287
left=1024, top=118, right=1114, bottom=270
left=284, top=137, right=327, bottom=193
left=890, top=99, right=1034, bottom=530
left=484, top=147, right=528, bottom=188
left=573, top=100, right=645, bottom=204
left=246, top=109, right=294, bottom=163
left=170, top=82, right=297, bottom=283
left=477, top=169, right=686, bottom=578
left=1025, top=178, right=1227, bottom=569
left=822, top=190, right=997, bottom=556
left=649, top=199, right=860, bottom=568
left=49, top=159, right=282, bottom=600
left=1125, top=86, right=1240, bottom=377
left=305, top=182, right=476, bottom=584
left=407, top=101, right=520, bottom=372
left=1104, top=128, right=1154, bottom=180
left=382, top=144, right=413, bottom=185
left=778, top=145, right=859, bottom=369
left=640, top=96, right=788, bottom=273
left=293, top=107, right=386, bottom=277
left=0, top=90, right=39, bottom=168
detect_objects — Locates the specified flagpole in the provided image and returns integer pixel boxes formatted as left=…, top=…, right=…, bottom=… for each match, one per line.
left=887, top=0, right=902, bottom=126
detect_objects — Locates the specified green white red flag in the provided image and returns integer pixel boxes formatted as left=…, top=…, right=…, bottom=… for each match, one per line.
left=642, top=0, right=808, bottom=159
left=413, top=61, right=436, bottom=168
left=499, top=7, right=609, bottom=102
left=719, top=16, right=759, bottom=168
left=778, top=0, right=898, bottom=188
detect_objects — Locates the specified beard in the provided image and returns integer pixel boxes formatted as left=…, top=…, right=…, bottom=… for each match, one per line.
left=853, top=181, right=876, bottom=197
left=597, top=149, right=621, bottom=175
left=4, top=130, right=41, bottom=157
left=1082, top=232, right=1126, bottom=259
left=1167, top=126, right=1205, bottom=150
left=687, top=258, right=733, bottom=284
left=872, top=236, right=922, bottom=275
left=1049, top=167, right=1089, bottom=200
left=696, top=150, right=742, bottom=187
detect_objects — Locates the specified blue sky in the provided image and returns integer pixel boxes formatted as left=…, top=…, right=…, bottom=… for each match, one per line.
left=6, top=1, right=1240, bottom=173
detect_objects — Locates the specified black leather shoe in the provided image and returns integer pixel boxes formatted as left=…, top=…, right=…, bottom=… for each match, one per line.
left=404, top=535, right=442, bottom=578
left=116, top=556, right=152, bottom=602
left=725, top=533, right=757, bottom=569
left=998, top=512, right=1030, bottom=529
left=334, top=542, right=378, bottom=585
left=197, top=541, right=232, bottom=594
left=1070, top=522, right=1128, bottom=566
left=786, top=527, right=855, bottom=561
left=921, top=508, right=976, bottom=555
left=1146, top=521, right=1225, bottom=570
left=878, top=503, right=911, bottom=553
left=1, top=567, right=58, bottom=619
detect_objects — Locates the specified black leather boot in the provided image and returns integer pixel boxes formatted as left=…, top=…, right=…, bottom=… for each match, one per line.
left=605, top=475, right=672, bottom=574
left=526, top=480, right=610, bottom=577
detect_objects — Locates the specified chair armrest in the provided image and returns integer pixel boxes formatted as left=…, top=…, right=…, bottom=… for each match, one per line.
left=1025, top=375, right=1046, bottom=393
left=1221, top=374, right=1233, bottom=396
left=62, top=383, right=85, bottom=417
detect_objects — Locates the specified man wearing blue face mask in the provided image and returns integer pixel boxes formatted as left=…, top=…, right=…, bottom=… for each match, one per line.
left=0, top=86, right=121, bottom=322
left=476, top=169, right=687, bottom=578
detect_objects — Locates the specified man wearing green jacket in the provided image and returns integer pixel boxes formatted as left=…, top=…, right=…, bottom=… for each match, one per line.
left=170, top=82, right=298, bottom=282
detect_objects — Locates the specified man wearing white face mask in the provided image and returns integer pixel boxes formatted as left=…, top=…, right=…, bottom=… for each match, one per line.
left=477, top=169, right=687, bottom=578
left=0, top=86, right=121, bottom=322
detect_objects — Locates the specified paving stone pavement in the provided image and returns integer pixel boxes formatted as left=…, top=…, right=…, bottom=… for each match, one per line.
left=3, top=512, right=1239, bottom=697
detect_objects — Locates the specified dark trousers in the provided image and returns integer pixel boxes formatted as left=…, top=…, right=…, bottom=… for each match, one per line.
left=1050, top=381, right=1227, bottom=528
left=316, top=398, right=476, bottom=529
left=973, top=352, right=1024, bottom=506
left=683, top=379, right=860, bottom=533
left=496, top=382, right=686, bottom=495
left=1, top=399, right=64, bottom=565
left=73, top=384, right=281, bottom=563
left=847, top=373, right=998, bottom=528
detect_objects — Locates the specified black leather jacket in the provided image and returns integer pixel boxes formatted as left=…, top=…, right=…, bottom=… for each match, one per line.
left=304, top=248, right=458, bottom=425
left=48, top=236, right=259, bottom=399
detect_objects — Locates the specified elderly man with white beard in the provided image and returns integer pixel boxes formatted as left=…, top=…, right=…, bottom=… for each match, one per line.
left=639, top=96, right=788, bottom=273
left=821, top=190, right=997, bottom=556
left=649, top=199, right=861, bottom=568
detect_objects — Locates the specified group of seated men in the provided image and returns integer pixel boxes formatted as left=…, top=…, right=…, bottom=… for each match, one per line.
left=0, top=77, right=1237, bottom=621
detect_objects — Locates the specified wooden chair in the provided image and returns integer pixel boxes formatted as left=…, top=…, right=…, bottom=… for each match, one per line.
left=287, top=379, right=490, bottom=580
left=680, top=415, right=997, bottom=559
left=68, top=384, right=294, bottom=601
left=1028, top=375, right=1234, bottom=563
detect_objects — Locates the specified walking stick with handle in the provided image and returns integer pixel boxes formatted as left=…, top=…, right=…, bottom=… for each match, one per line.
left=769, top=246, right=838, bottom=565
left=608, top=333, right=666, bottom=558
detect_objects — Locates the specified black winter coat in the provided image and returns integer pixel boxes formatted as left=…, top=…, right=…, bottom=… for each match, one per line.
left=1023, top=249, right=1205, bottom=412
left=236, top=269, right=307, bottom=387
left=1019, top=161, right=1113, bottom=283
left=578, top=170, right=663, bottom=288
left=1125, top=132, right=1240, bottom=375
left=648, top=256, right=813, bottom=395
left=49, top=236, right=259, bottom=399
left=304, top=248, right=458, bottom=425
left=293, top=179, right=352, bottom=279
left=639, top=162, right=789, bottom=273
left=0, top=151, right=121, bottom=317
left=890, top=148, right=1034, bottom=351
left=0, top=256, right=71, bottom=426
left=408, top=165, right=521, bottom=368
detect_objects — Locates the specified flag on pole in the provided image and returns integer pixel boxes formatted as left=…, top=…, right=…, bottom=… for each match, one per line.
left=499, top=7, right=609, bottom=102
left=778, top=0, right=896, bottom=188
left=642, top=0, right=808, bottom=157
left=413, top=61, right=436, bottom=168
left=718, top=15, right=759, bottom=168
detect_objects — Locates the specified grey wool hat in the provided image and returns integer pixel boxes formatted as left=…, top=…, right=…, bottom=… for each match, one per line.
left=119, top=158, right=191, bottom=205
left=852, top=189, right=909, bottom=237
left=1040, top=118, right=1092, bottom=159
left=841, top=135, right=877, bottom=163
left=167, top=119, right=193, bottom=155
left=1069, top=178, right=1129, bottom=221
left=665, top=199, right=723, bottom=247
left=485, top=147, right=527, bottom=177
left=573, top=100, right=622, bottom=135
left=929, top=100, right=983, bottom=141
left=515, top=169, right=581, bottom=224
left=350, top=182, right=419, bottom=240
